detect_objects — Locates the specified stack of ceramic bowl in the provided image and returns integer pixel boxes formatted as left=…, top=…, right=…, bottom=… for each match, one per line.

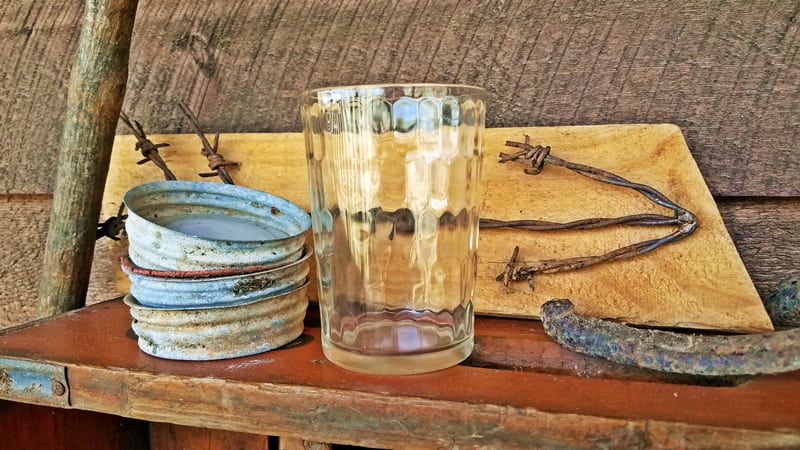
left=120, top=180, right=312, bottom=361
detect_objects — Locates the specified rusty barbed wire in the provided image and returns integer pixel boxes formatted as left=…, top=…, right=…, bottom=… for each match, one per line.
left=96, top=203, right=127, bottom=241
left=178, top=102, right=238, bottom=184
left=119, top=111, right=177, bottom=181
left=492, top=135, right=698, bottom=290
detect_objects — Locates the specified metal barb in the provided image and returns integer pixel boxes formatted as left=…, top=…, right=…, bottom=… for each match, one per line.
left=119, top=111, right=177, bottom=181
left=493, top=135, right=698, bottom=289
left=178, top=103, right=238, bottom=184
left=96, top=203, right=127, bottom=241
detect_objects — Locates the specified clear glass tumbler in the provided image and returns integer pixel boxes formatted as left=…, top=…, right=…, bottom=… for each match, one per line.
left=300, top=84, right=486, bottom=374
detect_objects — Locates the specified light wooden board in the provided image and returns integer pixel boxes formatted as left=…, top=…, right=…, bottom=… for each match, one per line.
left=101, top=125, right=773, bottom=332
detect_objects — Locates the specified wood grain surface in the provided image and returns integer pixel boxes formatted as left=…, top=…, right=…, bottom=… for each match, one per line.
left=148, top=422, right=269, bottom=450
left=96, top=126, right=773, bottom=332
left=0, top=0, right=797, bottom=196
left=0, top=401, right=149, bottom=450
left=719, top=198, right=800, bottom=292
left=1, top=300, right=799, bottom=448
left=0, top=196, right=51, bottom=327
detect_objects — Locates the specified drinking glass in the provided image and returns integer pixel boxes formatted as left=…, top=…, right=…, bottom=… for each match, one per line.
left=300, top=84, right=485, bottom=374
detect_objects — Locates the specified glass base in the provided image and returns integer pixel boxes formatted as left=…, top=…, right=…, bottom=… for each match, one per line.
left=322, top=336, right=474, bottom=375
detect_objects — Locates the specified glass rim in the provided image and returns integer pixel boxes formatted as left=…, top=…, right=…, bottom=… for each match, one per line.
left=301, top=83, right=486, bottom=101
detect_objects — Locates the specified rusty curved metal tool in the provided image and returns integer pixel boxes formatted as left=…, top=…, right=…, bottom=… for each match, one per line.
left=540, top=278, right=800, bottom=376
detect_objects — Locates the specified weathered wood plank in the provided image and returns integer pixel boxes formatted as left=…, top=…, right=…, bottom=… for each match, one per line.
left=97, top=128, right=773, bottom=332
left=719, top=198, right=800, bottom=296
left=0, top=400, right=149, bottom=450
left=0, top=195, right=119, bottom=329
left=0, top=195, right=51, bottom=328
left=0, top=0, right=798, bottom=196
left=149, top=422, right=270, bottom=450
left=1, top=300, right=799, bottom=448
left=0, top=0, right=83, bottom=193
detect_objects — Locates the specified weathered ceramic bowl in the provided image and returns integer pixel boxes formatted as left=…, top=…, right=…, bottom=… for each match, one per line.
left=120, top=247, right=310, bottom=309
left=124, top=181, right=311, bottom=271
left=124, top=282, right=309, bottom=360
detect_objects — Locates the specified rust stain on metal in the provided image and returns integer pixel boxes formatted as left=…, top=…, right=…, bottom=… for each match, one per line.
left=51, top=378, right=67, bottom=396
left=764, top=278, right=800, bottom=328
left=232, top=277, right=276, bottom=296
left=21, top=383, right=43, bottom=394
left=0, top=368, right=10, bottom=390
left=0, top=358, right=69, bottom=406
left=541, top=299, right=800, bottom=376
left=120, top=245, right=309, bottom=279
left=124, top=282, right=310, bottom=361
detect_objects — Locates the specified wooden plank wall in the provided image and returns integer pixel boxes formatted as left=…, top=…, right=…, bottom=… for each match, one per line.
left=0, top=0, right=798, bottom=327
left=0, top=400, right=149, bottom=450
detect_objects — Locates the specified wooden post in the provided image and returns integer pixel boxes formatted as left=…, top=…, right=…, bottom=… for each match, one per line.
left=37, top=0, right=139, bottom=318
